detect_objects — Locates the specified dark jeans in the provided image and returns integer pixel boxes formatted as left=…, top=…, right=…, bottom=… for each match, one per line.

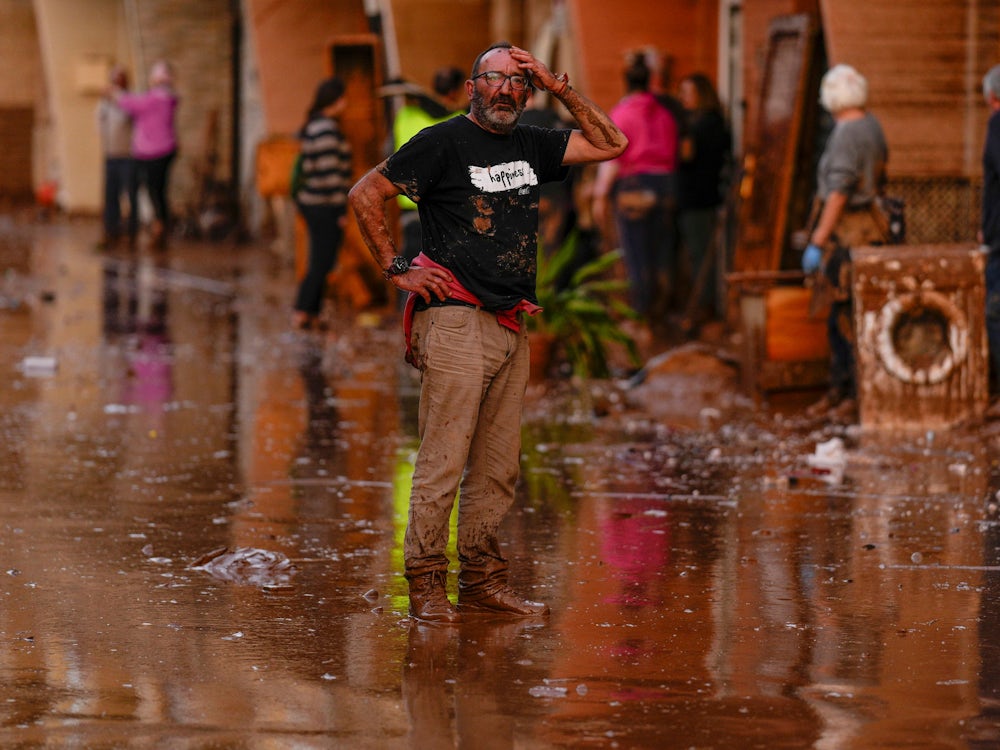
left=613, top=172, right=676, bottom=317
left=986, top=250, right=1000, bottom=393
left=294, top=202, right=345, bottom=315
left=825, top=245, right=855, bottom=399
left=129, top=151, right=176, bottom=237
left=102, top=157, right=134, bottom=241
left=828, top=300, right=855, bottom=399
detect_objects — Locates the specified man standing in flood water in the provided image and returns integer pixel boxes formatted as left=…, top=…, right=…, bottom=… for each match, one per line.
left=349, top=42, right=627, bottom=623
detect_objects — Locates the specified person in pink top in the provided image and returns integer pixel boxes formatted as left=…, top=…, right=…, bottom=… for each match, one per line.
left=593, top=50, right=679, bottom=325
left=116, top=60, right=179, bottom=248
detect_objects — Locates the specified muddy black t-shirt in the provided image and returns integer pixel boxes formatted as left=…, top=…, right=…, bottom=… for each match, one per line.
left=380, top=115, right=571, bottom=310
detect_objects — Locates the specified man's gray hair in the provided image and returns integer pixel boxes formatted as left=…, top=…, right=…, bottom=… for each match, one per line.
left=820, top=64, right=868, bottom=113
left=983, top=64, right=1000, bottom=102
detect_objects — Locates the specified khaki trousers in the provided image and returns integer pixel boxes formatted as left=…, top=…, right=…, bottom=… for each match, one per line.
left=404, top=306, right=529, bottom=585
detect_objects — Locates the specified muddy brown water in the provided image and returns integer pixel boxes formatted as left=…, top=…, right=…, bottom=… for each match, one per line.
left=1, top=215, right=999, bottom=748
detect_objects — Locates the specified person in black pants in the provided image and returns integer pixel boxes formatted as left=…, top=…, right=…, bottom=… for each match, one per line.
left=116, top=60, right=179, bottom=249
left=292, top=78, right=354, bottom=331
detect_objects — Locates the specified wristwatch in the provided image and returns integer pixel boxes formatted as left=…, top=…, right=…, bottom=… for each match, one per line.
left=383, top=255, right=409, bottom=280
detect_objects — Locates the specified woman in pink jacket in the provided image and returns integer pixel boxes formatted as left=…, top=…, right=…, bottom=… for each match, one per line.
left=117, top=60, right=179, bottom=248
left=593, top=51, right=679, bottom=325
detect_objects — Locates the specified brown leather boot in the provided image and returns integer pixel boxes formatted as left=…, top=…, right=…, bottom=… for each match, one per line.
left=406, top=570, right=460, bottom=624
left=458, top=585, right=549, bottom=617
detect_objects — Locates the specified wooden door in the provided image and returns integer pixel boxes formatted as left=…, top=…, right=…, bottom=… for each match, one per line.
left=732, top=14, right=820, bottom=273
left=0, top=107, right=34, bottom=202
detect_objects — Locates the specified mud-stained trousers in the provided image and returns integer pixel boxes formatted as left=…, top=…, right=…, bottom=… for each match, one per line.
left=405, top=305, right=529, bottom=595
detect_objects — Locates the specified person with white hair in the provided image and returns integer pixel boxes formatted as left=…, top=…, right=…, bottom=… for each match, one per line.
left=116, top=60, right=179, bottom=249
left=980, top=64, right=1000, bottom=402
left=801, top=63, right=889, bottom=420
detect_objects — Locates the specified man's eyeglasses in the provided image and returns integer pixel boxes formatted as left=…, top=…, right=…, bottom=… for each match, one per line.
left=472, top=71, right=532, bottom=91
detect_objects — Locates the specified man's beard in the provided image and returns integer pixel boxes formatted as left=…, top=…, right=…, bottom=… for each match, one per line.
left=470, top=88, right=526, bottom=134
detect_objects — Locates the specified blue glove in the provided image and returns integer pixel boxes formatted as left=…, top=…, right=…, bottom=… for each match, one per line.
left=802, top=243, right=823, bottom=273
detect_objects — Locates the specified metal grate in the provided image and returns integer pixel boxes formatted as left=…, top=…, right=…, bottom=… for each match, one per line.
left=886, top=176, right=981, bottom=245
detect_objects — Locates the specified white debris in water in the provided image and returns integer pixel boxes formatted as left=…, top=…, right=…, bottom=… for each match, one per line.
left=19, top=356, right=57, bottom=375
left=104, top=404, right=140, bottom=414
left=806, top=437, right=846, bottom=485
left=190, top=546, right=296, bottom=588
left=529, top=685, right=568, bottom=698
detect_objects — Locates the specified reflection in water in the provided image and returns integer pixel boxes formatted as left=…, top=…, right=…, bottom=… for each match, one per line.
left=598, top=497, right=670, bottom=608
left=967, top=506, right=1000, bottom=746
left=103, top=257, right=174, bottom=416
left=296, top=342, right=343, bottom=467
left=3, top=223, right=1000, bottom=747
left=403, top=620, right=545, bottom=750
left=403, top=624, right=456, bottom=750
left=102, top=259, right=138, bottom=334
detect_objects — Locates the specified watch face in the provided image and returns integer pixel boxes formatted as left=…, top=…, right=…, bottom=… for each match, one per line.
left=385, top=256, right=409, bottom=279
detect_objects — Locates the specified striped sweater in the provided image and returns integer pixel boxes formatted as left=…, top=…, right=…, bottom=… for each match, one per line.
left=296, top=116, right=352, bottom=207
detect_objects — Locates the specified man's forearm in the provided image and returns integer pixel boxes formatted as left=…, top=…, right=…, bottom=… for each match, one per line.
left=555, top=86, right=627, bottom=156
left=348, top=173, right=399, bottom=271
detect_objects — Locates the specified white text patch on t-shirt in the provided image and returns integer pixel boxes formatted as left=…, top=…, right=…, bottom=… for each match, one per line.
left=468, top=161, right=539, bottom=193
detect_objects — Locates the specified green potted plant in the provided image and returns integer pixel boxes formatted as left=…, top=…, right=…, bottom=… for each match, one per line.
left=528, top=229, right=641, bottom=379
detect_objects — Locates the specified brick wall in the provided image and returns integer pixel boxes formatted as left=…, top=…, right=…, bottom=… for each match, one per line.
left=125, top=0, right=234, bottom=219
left=822, top=0, right=1000, bottom=178
left=0, top=0, right=42, bottom=106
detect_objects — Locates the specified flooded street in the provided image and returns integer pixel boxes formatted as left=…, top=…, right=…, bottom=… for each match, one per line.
left=2, top=214, right=1000, bottom=749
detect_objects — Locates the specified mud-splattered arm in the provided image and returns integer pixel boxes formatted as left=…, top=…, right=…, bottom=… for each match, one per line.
left=556, top=87, right=629, bottom=165
left=348, top=164, right=453, bottom=303
left=348, top=162, right=401, bottom=268
left=509, top=46, right=628, bottom=165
